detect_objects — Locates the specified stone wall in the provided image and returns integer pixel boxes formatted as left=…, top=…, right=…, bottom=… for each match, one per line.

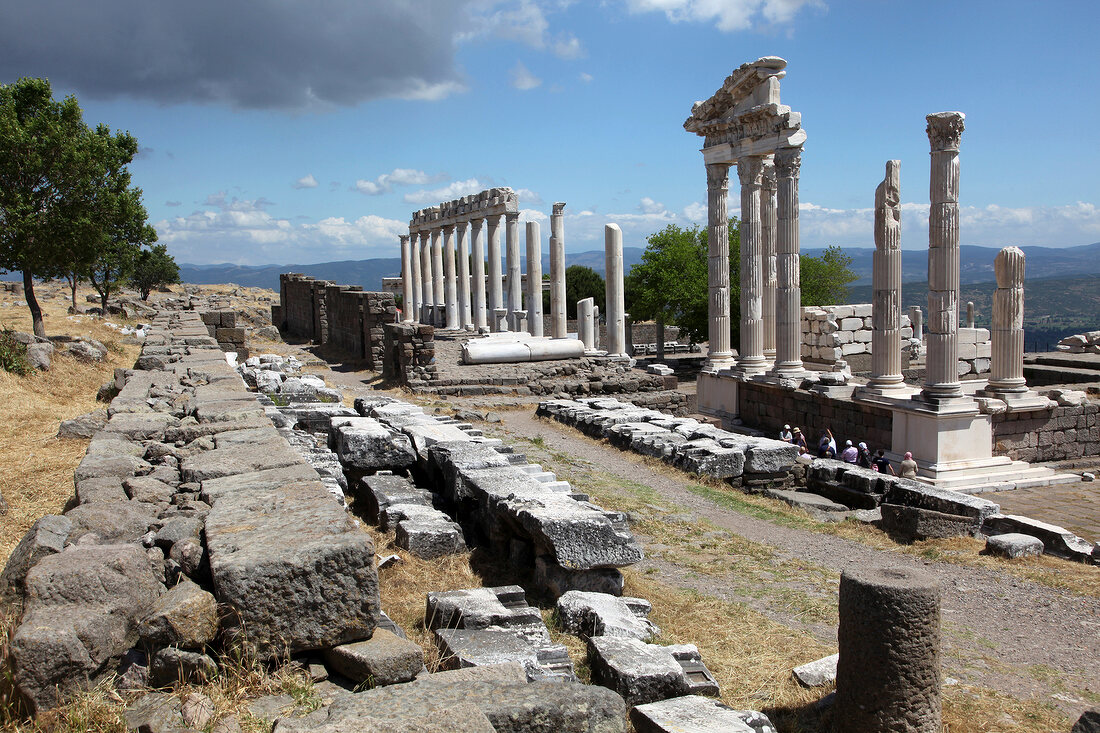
left=992, top=398, right=1100, bottom=462
left=201, top=310, right=248, bottom=358
left=279, top=274, right=396, bottom=369
left=382, top=322, right=436, bottom=385
left=737, top=380, right=895, bottom=449
left=801, top=305, right=912, bottom=365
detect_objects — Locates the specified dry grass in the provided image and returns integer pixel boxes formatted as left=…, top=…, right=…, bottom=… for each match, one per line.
left=0, top=287, right=143, bottom=563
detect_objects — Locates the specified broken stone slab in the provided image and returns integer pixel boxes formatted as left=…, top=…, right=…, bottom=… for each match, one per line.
left=57, top=409, right=108, bottom=439
left=588, top=636, right=691, bottom=706
left=880, top=503, right=983, bottom=541
left=792, top=652, right=839, bottom=687
left=322, top=628, right=425, bottom=687
left=137, top=579, right=219, bottom=648
left=630, top=695, right=777, bottom=733
left=379, top=502, right=446, bottom=532
left=674, top=440, right=745, bottom=479
left=199, top=463, right=321, bottom=505
left=10, top=544, right=164, bottom=714
left=556, top=590, right=659, bottom=641
left=329, top=416, right=417, bottom=471
left=425, top=441, right=514, bottom=503
left=204, top=478, right=380, bottom=660
left=426, top=586, right=547, bottom=640
left=272, top=676, right=625, bottom=733
left=535, top=556, right=625, bottom=598
left=395, top=518, right=467, bottom=559
left=433, top=627, right=574, bottom=682
left=101, top=412, right=180, bottom=441
left=149, top=647, right=218, bottom=687
left=360, top=473, right=433, bottom=524
left=985, top=532, right=1044, bottom=559
left=983, top=514, right=1095, bottom=562
left=401, top=422, right=476, bottom=456
left=0, top=515, right=72, bottom=607
left=74, top=452, right=153, bottom=483
left=124, top=476, right=177, bottom=504
left=884, top=479, right=1000, bottom=521
left=764, top=489, right=848, bottom=513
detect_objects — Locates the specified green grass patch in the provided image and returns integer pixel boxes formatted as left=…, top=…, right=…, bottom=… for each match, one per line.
left=684, top=482, right=814, bottom=530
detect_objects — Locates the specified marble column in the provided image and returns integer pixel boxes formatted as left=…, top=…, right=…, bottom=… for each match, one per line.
left=550, top=202, right=567, bottom=338
left=771, top=146, right=804, bottom=377
left=431, top=228, right=445, bottom=327
left=604, top=223, right=626, bottom=358
left=868, top=160, right=905, bottom=392
left=578, top=297, right=595, bottom=351
left=401, top=234, right=417, bottom=323
left=525, top=220, right=544, bottom=337
left=737, top=155, right=767, bottom=375
left=505, top=212, right=522, bottom=331
left=486, top=214, right=505, bottom=331
left=456, top=222, right=472, bottom=330
left=470, top=218, right=487, bottom=331
left=909, top=306, right=923, bottom=341
left=593, top=305, right=601, bottom=350
left=921, top=111, right=966, bottom=404
left=966, top=301, right=975, bottom=328
left=761, top=160, right=778, bottom=361
left=419, top=231, right=433, bottom=323
left=704, top=163, right=735, bottom=370
left=443, top=224, right=459, bottom=330
left=988, top=246, right=1027, bottom=396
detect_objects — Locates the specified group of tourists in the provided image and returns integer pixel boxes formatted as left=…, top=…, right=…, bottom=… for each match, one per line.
left=778, top=424, right=918, bottom=478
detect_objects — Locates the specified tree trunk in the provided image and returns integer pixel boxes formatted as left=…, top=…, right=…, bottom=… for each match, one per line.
left=100, top=288, right=109, bottom=316
left=23, top=271, right=46, bottom=338
left=68, top=275, right=78, bottom=312
left=656, top=316, right=665, bottom=361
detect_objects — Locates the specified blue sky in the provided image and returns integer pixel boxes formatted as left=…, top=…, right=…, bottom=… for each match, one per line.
left=4, top=0, right=1099, bottom=265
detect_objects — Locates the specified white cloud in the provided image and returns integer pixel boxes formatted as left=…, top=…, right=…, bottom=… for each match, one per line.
left=403, top=178, right=488, bottom=205
left=356, top=168, right=448, bottom=196
left=509, top=61, right=542, bottom=90
left=515, top=188, right=544, bottom=205
left=639, top=197, right=666, bottom=215
left=519, top=208, right=549, bottom=224
left=682, top=201, right=706, bottom=222
left=293, top=174, right=318, bottom=189
left=552, top=32, right=584, bottom=59
left=165, top=200, right=182, bottom=207
left=579, top=71, right=594, bottom=83
left=464, top=0, right=550, bottom=47
left=305, top=215, right=407, bottom=246
left=621, top=0, right=822, bottom=32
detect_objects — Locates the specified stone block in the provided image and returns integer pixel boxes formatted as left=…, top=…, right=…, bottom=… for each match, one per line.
left=985, top=533, right=1043, bottom=559
left=180, top=438, right=302, bottom=483
left=425, top=586, right=546, bottom=636
left=11, top=544, right=164, bottom=714
left=880, top=504, right=982, bottom=541
left=204, top=478, right=380, bottom=660
left=395, top=518, right=467, bottom=559
left=330, top=416, right=416, bottom=471
left=851, top=304, right=872, bottom=318
left=631, top=695, right=777, bottom=733
left=215, top=327, right=247, bottom=342
left=556, top=590, right=659, bottom=641
left=534, top=557, right=625, bottom=598
left=588, top=637, right=693, bottom=706
left=322, top=629, right=424, bottom=686
left=853, top=330, right=873, bottom=343
left=793, top=653, right=839, bottom=687
left=983, top=514, right=1094, bottom=562
left=840, top=317, right=863, bottom=331
left=64, top=500, right=159, bottom=545
left=885, top=479, right=1000, bottom=521
left=149, top=647, right=217, bottom=686
left=841, top=341, right=866, bottom=356
left=0, top=515, right=71, bottom=607
left=434, top=628, right=574, bottom=681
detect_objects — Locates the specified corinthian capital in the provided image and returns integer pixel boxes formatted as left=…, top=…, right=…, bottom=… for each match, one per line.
left=706, top=162, right=730, bottom=191
left=737, top=156, right=764, bottom=187
left=926, top=111, right=965, bottom=152
left=773, top=146, right=802, bottom=179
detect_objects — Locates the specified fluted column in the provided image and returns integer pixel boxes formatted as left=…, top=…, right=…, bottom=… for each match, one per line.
left=921, top=111, right=966, bottom=403
left=550, top=202, right=567, bottom=338
left=738, top=155, right=767, bottom=375
left=761, top=160, right=778, bottom=360
left=470, top=218, right=487, bottom=331
left=486, top=214, right=505, bottom=331
left=868, top=160, right=905, bottom=392
left=431, top=228, right=445, bottom=327
left=988, top=247, right=1027, bottom=395
left=505, top=211, right=522, bottom=331
left=419, top=231, right=433, bottom=323
left=526, top=220, right=544, bottom=337
left=442, top=224, right=458, bottom=330
left=605, top=223, right=626, bottom=358
left=456, top=222, right=472, bottom=329
left=771, top=146, right=804, bottom=376
left=403, top=233, right=419, bottom=323
left=704, top=162, right=734, bottom=371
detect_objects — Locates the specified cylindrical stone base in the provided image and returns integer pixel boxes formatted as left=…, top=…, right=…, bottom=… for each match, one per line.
left=836, top=565, right=941, bottom=733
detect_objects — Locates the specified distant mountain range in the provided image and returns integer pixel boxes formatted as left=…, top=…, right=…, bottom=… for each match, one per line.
left=178, top=242, right=1100, bottom=293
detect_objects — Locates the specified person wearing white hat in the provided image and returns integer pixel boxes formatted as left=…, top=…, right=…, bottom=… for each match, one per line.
left=841, top=439, right=859, bottom=464
left=779, top=424, right=793, bottom=443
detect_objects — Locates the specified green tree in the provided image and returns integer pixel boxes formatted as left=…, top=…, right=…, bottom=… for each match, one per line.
left=0, top=77, right=150, bottom=336
left=564, top=265, right=604, bottom=319
left=800, top=244, right=858, bottom=307
left=130, top=242, right=180, bottom=300
left=629, top=218, right=740, bottom=345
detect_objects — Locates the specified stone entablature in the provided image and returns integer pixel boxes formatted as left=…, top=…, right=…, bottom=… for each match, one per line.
left=408, top=187, right=518, bottom=233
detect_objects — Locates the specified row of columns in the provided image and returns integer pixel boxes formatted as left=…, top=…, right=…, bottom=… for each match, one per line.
left=705, top=147, right=804, bottom=378
left=399, top=204, right=569, bottom=338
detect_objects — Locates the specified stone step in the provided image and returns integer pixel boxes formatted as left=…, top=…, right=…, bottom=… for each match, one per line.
left=1021, top=363, right=1100, bottom=386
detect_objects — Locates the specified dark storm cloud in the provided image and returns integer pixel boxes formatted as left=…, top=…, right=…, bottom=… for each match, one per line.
left=0, top=0, right=470, bottom=109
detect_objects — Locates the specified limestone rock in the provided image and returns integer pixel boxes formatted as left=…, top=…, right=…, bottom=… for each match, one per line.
left=983, top=514, right=1094, bottom=562
left=433, top=627, right=574, bottom=681
left=556, top=590, right=659, bottom=641
left=321, top=629, right=424, bottom=687
left=588, top=636, right=689, bottom=706
left=181, top=692, right=215, bottom=729
left=138, top=579, right=219, bottom=648
left=64, top=500, right=159, bottom=545
left=985, top=532, right=1043, bottom=559
left=149, top=647, right=217, bottom=686
left=11, top=544, right=164, bottom=713
left=792, top=653, right=839, bottom=687
left=74, top=452, right=153, bottom=482
left=67, top=339, right=107, bottom=362
left=25, top=342, right=53, bottom=371
left=330, top=416, right=417, bottom=470
left=124, top=476, right=177, bottom=505
left=0, top=515, right=72, bottom=607
left=57, top=409, right=108, bottom=439
left=123, top=691, right=186, bottom=733
left=631, top=695, right=777, bottom=733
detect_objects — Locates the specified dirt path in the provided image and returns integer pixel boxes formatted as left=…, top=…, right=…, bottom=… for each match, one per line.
left=493, top=409, right=1099, bottom=717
